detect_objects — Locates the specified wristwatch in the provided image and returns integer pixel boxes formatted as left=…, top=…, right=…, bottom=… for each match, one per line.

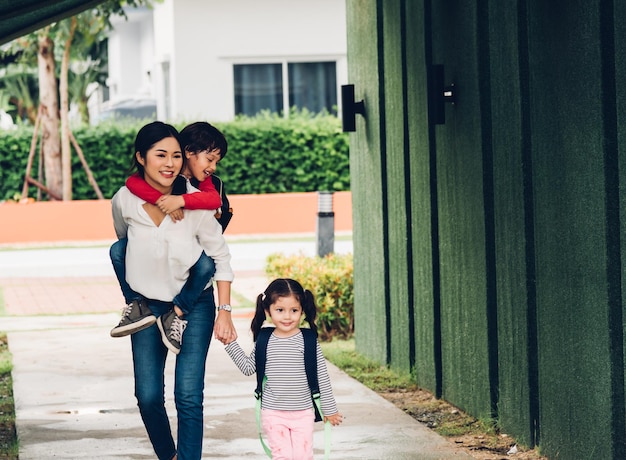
left=218, top=304, right=232, bottom=312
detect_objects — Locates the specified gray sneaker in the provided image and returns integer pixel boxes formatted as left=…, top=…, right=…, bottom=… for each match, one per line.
left=110, top=299, right=156, bottom=337
left=157, top=309, right=188, bottom=354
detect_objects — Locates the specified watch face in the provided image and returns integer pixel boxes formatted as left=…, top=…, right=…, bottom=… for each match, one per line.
left=219, top=304, right=232, bottom=312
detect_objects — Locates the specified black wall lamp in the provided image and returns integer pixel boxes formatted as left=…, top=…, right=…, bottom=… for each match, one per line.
left=341, top=84, right=365, bottom=132
left=429, top=64, right=455, bottom=125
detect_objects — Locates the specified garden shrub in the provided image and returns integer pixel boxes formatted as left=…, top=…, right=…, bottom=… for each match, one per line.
left=265, top=251, right=354, bottom=341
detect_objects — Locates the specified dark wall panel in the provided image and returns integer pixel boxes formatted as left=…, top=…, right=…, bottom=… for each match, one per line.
left=382, top=0, right=413, bottom=372
left=528, top=1, right=615, bottom=457
left=431, top=0, right=492, bottom=417
left=347, top=0, right=389, bottom=363
left=616, top=0, right=626, bottom=453
left=488, top=0, right=535, bottom=446
left=405, top=0, right=438, bottom=391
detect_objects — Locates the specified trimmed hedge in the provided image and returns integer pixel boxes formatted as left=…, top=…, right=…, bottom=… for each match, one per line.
left=265, top=252, right=354, bottom=342
left=220, top=112, right=350, bottom=194
left=0, top=123, right=138, bottom=201
left=0, top=111, right=349, bottom=201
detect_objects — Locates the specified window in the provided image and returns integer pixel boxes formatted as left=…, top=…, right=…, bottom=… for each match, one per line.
left=234, top=64, right=283, bottom=115
left=234, top=61, right=337, bottom=116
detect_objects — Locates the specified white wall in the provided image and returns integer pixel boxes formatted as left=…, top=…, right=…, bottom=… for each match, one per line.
left=106, top=0, right=347, bottom=122
left=152, top=0, right=176, bottom=120
left=107, top=7, right=155, bottom=101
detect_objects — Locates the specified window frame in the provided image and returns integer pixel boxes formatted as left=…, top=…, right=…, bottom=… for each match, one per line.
left=233, top=57, right=339, bottom=117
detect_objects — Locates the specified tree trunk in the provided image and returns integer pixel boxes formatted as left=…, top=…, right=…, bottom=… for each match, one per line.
left=37, top=32, right=62, bottom=201
left=60, top=17, right=77, bottom=200
left=78, top=96, right=90, bottom=125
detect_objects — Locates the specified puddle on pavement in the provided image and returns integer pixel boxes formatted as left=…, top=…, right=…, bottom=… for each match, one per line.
left=53, top=408, right=135, bottom=415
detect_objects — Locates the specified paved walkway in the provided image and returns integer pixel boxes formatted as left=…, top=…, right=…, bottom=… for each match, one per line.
left=0, top=239, right=473, bottom=459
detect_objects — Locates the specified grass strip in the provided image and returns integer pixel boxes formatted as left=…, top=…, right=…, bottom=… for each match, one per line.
left=0, top=332, right=18, bottom=459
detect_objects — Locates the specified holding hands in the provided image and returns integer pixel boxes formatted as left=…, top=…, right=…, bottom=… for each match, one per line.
left=214, top=311, right=237, bottom=345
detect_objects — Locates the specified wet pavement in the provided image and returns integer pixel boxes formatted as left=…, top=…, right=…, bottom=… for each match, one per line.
left=0, top=237, right=473, bottom=459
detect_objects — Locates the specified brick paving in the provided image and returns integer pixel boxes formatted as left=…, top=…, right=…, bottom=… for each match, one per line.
left=1, top=276, right=123, bottom=316
left=0, top=271, right=267, bottom=317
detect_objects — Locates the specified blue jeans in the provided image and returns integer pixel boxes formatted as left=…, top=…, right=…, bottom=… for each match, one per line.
left=131, top=288, right=215, bottom=460
left=110, top=238, right=216, bottom=314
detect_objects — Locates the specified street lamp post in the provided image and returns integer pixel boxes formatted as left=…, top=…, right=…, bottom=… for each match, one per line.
left=316, top=191, right=334, bottom=257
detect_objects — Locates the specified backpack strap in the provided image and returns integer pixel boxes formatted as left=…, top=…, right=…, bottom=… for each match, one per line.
left=302, top=329, right=332, bottom=460
left=301, top=328, right=323, bottom=422
left=210, top=174, right=233, bottom=233
left=254, top=327, right=273, bottom=402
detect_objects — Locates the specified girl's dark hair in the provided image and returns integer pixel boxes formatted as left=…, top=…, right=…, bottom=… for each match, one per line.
left=132, top=121, right=181, bottom=178
left=251, top=278, right=317, bottom=341
left=180, top=121, right=228, bottom=158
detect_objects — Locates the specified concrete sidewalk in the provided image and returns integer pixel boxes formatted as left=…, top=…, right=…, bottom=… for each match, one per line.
left=1, top=241, right=474, bottom=459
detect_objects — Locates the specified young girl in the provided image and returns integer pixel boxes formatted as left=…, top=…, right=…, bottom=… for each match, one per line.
left=224, top=278, right=343, bottom=460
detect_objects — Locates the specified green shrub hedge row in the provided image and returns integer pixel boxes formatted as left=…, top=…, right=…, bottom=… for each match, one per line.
left=265, top=251, right=354, bottom=342
left=0, top=112, right=350, bottom=201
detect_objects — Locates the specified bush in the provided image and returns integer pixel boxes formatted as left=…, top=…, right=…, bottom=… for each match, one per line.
left=0, top=121, right=141, bottom=201
left=0, top=111, right=349, bottom=201
left=265, top=252, right=353, bottom=341
left=220, top=110, right=350, bottom=194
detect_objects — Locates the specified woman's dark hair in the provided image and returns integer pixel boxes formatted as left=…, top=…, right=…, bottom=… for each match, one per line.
left=132, top=121, right=181, bottom=177
left=180, top=121, right=228, bottom=159
left=251, top=278, right=318, bottom=341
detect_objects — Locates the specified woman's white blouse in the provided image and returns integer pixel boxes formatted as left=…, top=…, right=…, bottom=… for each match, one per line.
left=111, top=183, right=234, bottom=302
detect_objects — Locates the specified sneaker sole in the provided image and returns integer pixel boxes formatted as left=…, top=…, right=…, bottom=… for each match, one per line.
left=156, top=317, right=182, bottom=355
left=110, top=315, right=157, bottom=338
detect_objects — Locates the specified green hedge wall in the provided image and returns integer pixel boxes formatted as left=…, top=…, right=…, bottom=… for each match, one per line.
left=0, top=112, right=349, bottom=201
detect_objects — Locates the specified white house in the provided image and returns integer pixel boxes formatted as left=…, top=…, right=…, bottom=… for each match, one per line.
left=100, top=0, right=347, bottom=123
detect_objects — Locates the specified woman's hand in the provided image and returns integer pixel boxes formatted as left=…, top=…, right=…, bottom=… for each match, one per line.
left=168, top=209, right=184, bottom=222
left=214, top=311, right=238, bottom=344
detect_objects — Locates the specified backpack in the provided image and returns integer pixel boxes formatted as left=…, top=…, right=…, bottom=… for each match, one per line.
left=189, top=174, right=233, bottom=233
left=254, top=327, right=323, bottom=422
left=210, top=175, right=233, bottom=233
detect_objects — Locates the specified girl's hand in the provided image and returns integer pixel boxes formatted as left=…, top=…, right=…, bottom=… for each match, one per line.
left=325, top=412, right=343, bottom=426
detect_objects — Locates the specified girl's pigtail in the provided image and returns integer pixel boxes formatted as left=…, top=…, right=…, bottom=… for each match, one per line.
left=303, top=289, right=318, bottom=337
left=250, top=293, right=267, bottom=341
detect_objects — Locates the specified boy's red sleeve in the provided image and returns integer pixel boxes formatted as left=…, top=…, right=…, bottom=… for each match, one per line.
left=126, top=173, right=162, bottom=204
left=183, top=177, right=222, bottom=210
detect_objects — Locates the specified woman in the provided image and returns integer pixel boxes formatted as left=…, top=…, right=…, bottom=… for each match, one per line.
left=110, top=122, right=231, bottom=356
left=111, top=121, right=236, bottom=460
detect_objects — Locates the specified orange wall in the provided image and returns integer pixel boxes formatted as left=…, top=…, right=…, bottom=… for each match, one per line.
left=2, top=191, right=352, bottom=245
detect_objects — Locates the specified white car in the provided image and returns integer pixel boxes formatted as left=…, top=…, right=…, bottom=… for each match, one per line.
left=95, top=98, right=156, bottom=123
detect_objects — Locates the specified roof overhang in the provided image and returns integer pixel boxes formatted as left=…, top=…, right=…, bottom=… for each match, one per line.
left=0, top=0, right=105, bottom=45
